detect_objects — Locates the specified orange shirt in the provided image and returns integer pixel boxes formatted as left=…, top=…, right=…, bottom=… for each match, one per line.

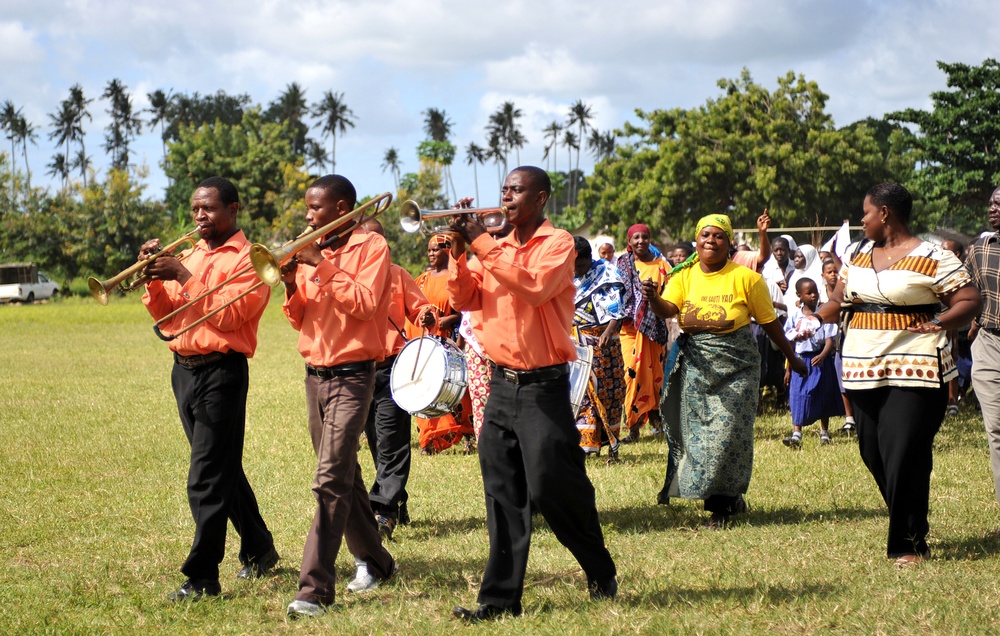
left=283, top=229, right=391, bottom=366
left=142, top=230, right=269, bottom=357
left=408, top=269, right=451, bottom=339
left=447, top=219, right=577, bottom=370
left=385, top=263, right=431, bottom=357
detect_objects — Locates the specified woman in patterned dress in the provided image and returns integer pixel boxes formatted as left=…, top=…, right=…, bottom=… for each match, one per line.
left=808, top=183, right=980, bottom=566
left=572, top=237, right=627, bottom=460
left=617, top=224, right=671, bottom=442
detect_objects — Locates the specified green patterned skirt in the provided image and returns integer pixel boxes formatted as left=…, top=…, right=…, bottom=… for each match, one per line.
left=659, top=326, right=761, bottom=502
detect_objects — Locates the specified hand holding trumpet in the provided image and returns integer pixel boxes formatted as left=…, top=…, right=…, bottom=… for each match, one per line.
left=138, top=238, right=192, bottom=285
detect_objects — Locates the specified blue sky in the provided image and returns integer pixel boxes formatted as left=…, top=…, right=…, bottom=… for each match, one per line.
left=1, top=0, right=998, bottom=208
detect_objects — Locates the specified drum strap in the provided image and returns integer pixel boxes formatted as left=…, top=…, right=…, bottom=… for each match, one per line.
left=388, top=315, right=408, bottom=342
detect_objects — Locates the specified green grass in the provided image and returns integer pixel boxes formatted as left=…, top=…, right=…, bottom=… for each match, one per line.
left=3, top=298, right=1000, bottom=634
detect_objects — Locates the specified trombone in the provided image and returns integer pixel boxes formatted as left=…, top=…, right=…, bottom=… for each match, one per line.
left=399, top=200, right=508, bottom=235
left=154, top=192, right=394, bottom=341
left=87, top=229, right=199, bottom=305
left=250, top=192, right=393, bottom=286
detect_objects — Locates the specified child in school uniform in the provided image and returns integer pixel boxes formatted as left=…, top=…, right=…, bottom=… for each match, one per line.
left=821, top=259, right=856, bottom=433
left=782, top=277, right=845, bottom=447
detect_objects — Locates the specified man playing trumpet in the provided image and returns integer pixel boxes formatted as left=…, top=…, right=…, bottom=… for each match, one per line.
left=140, top=176, right=278, bottom=602
left=447, top=166, right=617, bottom=622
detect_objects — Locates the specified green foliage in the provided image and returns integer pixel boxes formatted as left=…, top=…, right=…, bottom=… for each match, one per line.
left=888, top=59, right=1000, bottom=234
left=160, top=90, right=252, bottom=143
left=578, top=69, right=907, bottom=245
left=0, top=166, right=167, bottom=284
left=163, top=108, right=311, bottom=243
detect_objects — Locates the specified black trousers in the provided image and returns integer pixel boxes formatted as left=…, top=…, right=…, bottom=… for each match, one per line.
left=171, top=353, right=274, bottom=582
left=848, top=385, right=947, bottom=558
left=476, top=372, right=616, bottom=609
left=364, top=364, right=412, bottom=517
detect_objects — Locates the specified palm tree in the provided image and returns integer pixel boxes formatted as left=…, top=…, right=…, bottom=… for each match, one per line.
left=486, top=131, right=505, bottom=192
left=312, top=91, right=356, bottom=173
left=542, top=121, right=562, bottom=171
left=423, top=108, right=457, bottom=198
left=67, top=84, right=93, bottom=187
left=71, top=148, right=92, bottom=185
left=1, top=101, right=20, bottom=199
left=561, top=130, right=579, bottom=208
left=48, top=100, right=79, bottom=170
left=465, top=142, right=486, bottom=204
left=267, top=83, right=309, bottom=155
left=380, top=146, right=402, bottom=192
left=305, top=139, right=329, bottom=173
left=487, top=101, right=525, bottom=175
left=13, top=113, right=38, bottom=189
left=102, top=79, right=142, bottom=172
left=145, top=89, right=173, bottom=168
left=423, top=108, right=453, bottom=142
left=0, top=101, right=18, bottom=172
left=566, top=99, right=594, bottom=205
left=46, top=153, right=70, bottom=190
left=587, top=128, right=616, bottom=162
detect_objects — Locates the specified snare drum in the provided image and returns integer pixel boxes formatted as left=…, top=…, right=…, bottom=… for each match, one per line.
left=390, top=336, right=468, bottom=418
left=568, top=344, right=594, bottom=419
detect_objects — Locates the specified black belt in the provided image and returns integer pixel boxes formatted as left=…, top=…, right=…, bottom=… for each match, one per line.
left=306, top=360, right=375, bottom=379
left=489, top=362, right=568, bottom=385
left=376, top=354, right=398, bottom=370
left=983, top=327, right=1000, bottom=337
left=851, top=302, right=939, bottom=315
left=174, top=351, right=227, bottom=369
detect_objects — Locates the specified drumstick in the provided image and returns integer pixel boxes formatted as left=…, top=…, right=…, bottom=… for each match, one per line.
left=410, top=326, right=426, bottom=381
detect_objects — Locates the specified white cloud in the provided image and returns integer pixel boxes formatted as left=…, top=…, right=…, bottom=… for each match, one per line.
left=0, top=21, right=43, bottom=63
left=483, top=46, right=600, bottom=94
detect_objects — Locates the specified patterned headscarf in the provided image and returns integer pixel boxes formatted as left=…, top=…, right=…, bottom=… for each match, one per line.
left=429, top=234, right=452, bottom=249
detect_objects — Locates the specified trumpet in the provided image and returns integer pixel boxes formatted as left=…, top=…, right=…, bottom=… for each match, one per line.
left=88, top=229, right=199, bottom=305
left=154, top=192, right=394, bottom=342
left=399, top=200, right=508, bottom=235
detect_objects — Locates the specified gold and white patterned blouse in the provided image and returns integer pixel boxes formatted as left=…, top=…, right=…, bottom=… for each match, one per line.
left=840, top=239, right=971, bottom=390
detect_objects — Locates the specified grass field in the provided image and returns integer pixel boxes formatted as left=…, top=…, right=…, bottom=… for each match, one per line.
left=3, top=297, right=1000, bottom=634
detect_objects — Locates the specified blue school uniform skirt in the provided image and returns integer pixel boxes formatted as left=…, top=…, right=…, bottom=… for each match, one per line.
left=790, top=350, right=845, bottom=427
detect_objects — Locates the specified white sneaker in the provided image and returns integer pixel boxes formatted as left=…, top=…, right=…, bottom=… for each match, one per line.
left=346, top=562, right=378, bottom=593
left=287, top=599, right=326, bottom=618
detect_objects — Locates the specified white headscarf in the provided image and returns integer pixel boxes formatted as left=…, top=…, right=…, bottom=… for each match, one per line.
left=784, top=244, right=827, bottom=307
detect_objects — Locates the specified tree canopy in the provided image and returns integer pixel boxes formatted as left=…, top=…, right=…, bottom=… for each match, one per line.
left=888, top=58, right=1000, bottom=233
left=578, top=69, right=900, bottom=244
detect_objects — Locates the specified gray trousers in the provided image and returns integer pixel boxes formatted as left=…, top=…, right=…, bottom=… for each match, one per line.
left=971, top=329, right=1000, bottom=505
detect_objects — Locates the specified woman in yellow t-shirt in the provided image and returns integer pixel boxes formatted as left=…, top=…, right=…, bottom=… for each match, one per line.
left=642, top=214, right=806, bottom=528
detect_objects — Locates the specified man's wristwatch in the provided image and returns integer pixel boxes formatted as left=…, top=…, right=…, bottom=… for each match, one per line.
left=930, top=316, right=943, bottom=327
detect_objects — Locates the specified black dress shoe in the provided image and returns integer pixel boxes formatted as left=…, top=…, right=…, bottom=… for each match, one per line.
left=398, top=501, right=410, bottom=526
left=236, top=546, right=279, bottom=580
left=167, top=579, right=221, bottom=602
left=589, top=575, right=618, bottom=600
left=452, top=603, right=521, bottom=622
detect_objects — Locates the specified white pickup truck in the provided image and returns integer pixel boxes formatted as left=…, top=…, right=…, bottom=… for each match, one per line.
left=0, top=263, right=60, bottom=303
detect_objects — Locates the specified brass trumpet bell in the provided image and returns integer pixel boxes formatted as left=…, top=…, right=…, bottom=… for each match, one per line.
left=399, top=200, right=508, bottom=235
